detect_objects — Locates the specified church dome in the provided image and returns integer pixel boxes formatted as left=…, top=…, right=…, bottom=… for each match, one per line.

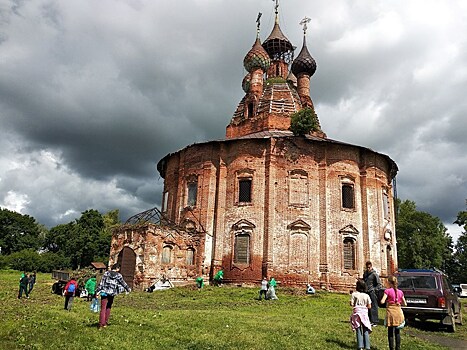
left=262, top=22, right=294, bottom=62
left=291, top=36, right=316, bottom=77
left=243, top=38, right=271, bottom=73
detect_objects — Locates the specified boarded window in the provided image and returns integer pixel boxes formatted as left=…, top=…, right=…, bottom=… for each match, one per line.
left=343, top=238, right=356, bottom=270
left=187, top=182, right=197, bottom=207
left=342, top=184, right=355, bottom=209
left=186, top=248, right=194, bottom=265
left=289, top=170, right=308, bottom=206
left=238, top=179, right=252, bottom=203
left=161, top=245, right=172, bottom=264
left=234, top=234, right=250, bottom=264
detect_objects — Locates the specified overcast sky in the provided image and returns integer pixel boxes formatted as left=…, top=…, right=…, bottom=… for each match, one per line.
left=1, top=0, right=466, bottom=241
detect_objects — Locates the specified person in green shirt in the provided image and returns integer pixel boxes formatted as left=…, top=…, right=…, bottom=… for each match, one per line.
left=195, top=276, right=204, bottom=289
left=213, top=269, right=223, bottom=286
left=85, top=276, right=97, bottom=301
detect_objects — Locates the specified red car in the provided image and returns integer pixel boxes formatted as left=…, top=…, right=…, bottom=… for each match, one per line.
left=395, top=269, right=463, bottom=332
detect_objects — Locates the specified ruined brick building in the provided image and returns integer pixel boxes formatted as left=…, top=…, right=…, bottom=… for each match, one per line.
left=110, top=5, right=398, bottom=291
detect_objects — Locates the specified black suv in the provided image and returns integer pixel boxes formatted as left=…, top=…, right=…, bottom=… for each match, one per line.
left=395, top=269, right=463, bottom=332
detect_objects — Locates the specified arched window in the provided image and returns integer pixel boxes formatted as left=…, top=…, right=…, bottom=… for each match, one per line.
left=161, top=245, right=172, bottom=264
left=234, top=233, right=250, bottom=264
left=343, top=238, right=356, bottom=270
left=186, top=248, right=195, bottom=265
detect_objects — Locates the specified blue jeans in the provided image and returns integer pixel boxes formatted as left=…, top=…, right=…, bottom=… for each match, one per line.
left=356, top=325, right=370, bottom=349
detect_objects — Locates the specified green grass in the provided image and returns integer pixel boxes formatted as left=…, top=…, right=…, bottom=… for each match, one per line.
left=0, top=270, right=460, bottom=349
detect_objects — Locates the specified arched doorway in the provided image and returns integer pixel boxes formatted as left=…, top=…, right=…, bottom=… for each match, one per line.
left=117, top=247, right=136, bottom=288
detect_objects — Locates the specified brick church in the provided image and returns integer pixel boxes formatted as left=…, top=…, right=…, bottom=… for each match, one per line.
left=110, top=4, right=398, bottom=291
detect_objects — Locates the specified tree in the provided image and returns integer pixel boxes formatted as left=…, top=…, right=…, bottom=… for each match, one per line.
left=289, top=107, right=320, bottom=136
left=452, top=205, right=467, bottom=282
left=45, top=209, right=117, bottom=269
left=396, top=200, right=453, bottom=270
left=0, top=208, right=44, bottom=255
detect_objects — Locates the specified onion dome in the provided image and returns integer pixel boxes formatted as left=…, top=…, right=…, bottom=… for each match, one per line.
left=262, top=22, right=294, bottom=62
left=291, top=36, right=316, bottom=77
left=242, top=73, right=251, bottom=92
left=243, top=37, right=271, bottom=73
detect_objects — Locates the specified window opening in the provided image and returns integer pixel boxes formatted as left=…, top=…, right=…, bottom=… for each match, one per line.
left=239, top=179, right=252, bottom=203
left=161, top=245, right=172, bottom=264
left=186, top=248, right=194, bottom=265
left=247, top=103, right=254, bottom=118
left=342, top=184, right=355, bottom=209
left=187, top=181, right=197, bottom=207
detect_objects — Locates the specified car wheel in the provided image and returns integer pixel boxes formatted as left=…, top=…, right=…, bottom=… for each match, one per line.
left=447, top=309, right=456, bottom=333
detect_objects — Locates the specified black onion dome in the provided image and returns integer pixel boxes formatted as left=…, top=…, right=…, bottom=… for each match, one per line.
left=243, top=37, right=271, bottom=73
left=291, top=36, right=316, bottom=77
left=262, top=22, right=294, bottom=61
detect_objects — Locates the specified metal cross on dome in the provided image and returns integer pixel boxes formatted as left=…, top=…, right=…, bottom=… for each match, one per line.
left=256, top=12, right=262, bottom=34
left=273, top=0, right=279, bottom=14
left=300, top=16, right=311, bottom=35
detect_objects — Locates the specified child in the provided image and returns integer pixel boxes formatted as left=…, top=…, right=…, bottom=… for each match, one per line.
left=63, top=277, right=79, bottom=311
left=380, top=276, right=407, bottom=350
left=350, top=279, right=372, bottom=350
left=258, top=277, right=268, bottom=300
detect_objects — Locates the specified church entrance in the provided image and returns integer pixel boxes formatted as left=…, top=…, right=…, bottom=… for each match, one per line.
left=117, top=247, right=136, bottom=288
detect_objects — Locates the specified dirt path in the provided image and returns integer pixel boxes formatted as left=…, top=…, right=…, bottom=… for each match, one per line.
left=406, top=330, right=467, bottom=349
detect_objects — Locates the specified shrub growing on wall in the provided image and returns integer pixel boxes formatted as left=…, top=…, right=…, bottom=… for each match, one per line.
left=289, top=107, right=320, bottom=136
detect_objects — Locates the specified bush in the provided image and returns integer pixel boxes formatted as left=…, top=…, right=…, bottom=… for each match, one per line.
left=3, top=250, right=71, bottom=272
left=289, top=107, right=320, bottom=136
left=4, top=249, right=42, bottom=272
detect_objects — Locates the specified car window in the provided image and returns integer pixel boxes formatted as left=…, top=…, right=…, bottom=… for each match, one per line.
left=398, top=276, right=437, bottom=289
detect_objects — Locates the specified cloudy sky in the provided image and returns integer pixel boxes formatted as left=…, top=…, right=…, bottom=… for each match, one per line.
left=1, top=0, right=466, bottom=241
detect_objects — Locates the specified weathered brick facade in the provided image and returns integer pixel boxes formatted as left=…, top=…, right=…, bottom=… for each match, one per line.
left=110, top=8, right=398, bottom=291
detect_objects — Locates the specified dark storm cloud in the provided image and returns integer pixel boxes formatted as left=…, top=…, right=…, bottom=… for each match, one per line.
left=0, top=0, right=466, bottom=241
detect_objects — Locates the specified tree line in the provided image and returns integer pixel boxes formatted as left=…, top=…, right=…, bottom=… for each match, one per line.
left=1, top=201, right=467, bottom=282
left=0, top=208, right=119, bottom=272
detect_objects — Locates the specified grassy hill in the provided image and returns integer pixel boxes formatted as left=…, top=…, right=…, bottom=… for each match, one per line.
left=0, top=270, right=453, bottom=349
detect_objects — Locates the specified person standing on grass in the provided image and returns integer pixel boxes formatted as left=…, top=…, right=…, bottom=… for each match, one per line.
left=63, top=277, right=79, bottom=311
left=363, top=261, right=382, bottom=325
left=267, top=277, right=278, bottom=300
left=213, top=268, right=223, bottom=286
left=28, top=272, right=36, bottom=294
left=195, top=276, right=204, bottom=289
left=258, top=277, right=268, bottom=300
left=85, top=276, right=97, bottom=301
left=18, top=272, right=29, bottom=299
left=95, top=263, right=131, bottom=329
left=350, top=279, right=372, bottom=350
left=380, top=276, right=407, bottom=350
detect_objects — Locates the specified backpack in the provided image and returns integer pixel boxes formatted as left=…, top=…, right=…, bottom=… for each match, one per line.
left=67, top=283, right=76, bottom=293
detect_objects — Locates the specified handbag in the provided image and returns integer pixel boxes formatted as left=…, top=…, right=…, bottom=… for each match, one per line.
left=377, top=288, right=386, bottom=308
left=396, top=320, right=405, bottom=329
